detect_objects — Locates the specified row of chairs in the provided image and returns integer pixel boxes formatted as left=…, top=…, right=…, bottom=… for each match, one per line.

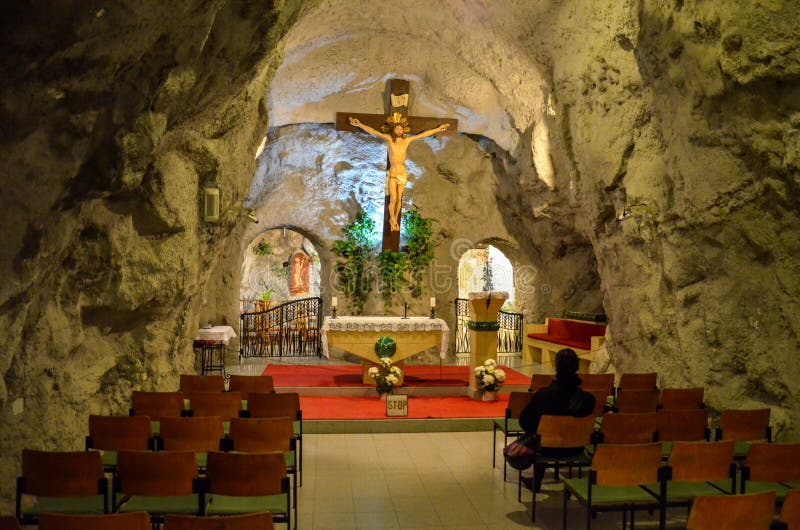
left=178, top=374, right=275, bottom=395
left=559, top=442, right=800, bottom=530
left=1, top=512, right=274, bottom=530
left=15, top=449, right=292, bottom=528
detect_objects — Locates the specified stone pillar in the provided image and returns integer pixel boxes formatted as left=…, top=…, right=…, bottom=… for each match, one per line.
left=467, top=291, right=508, bottom=397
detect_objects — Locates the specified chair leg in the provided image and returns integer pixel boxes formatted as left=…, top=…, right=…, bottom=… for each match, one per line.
left=563, top=489, right=569, bottom=530
left=492, top=425, right=497, bottom=468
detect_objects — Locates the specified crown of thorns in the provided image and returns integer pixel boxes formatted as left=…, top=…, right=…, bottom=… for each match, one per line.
left=381, top=112, right=411, bottom=134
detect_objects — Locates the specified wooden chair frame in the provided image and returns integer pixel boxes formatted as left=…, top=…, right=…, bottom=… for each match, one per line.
left=779, top=488, right=800, bottom=530
left=16, top=450, right=108, bottom=524
left=129, top=391, right=186, bottom=421
left=658, top=387, right=705, bottom=410
left=595, top=412, right=658, bottom=445
left=185, top=392, right=244, bottom=421
left=741, top=442, right=800, bottom=499
left=578, top=373, right=615, bottom=395
left=0, top=517, right=20, bottom=530
left=562, top=443, right=667, bottom=530
left=204, top=451, right=291, bottom=528
left=525, top=414, right=596, bottom=522
left=493, top=391, right=534, bottom=480
left=164, top=512, right=274, bottom=530
left=228, top=374, right=275, bottom=398
left=656, top=409, right=710, bottom=442
left=243, top=392, right=303, bottom=486
left=614, top=388, right=660, bottom=413
left=528, top=374, right=554, bottom=392
left=86, top=415, right=155, bottom=471
left=617, top=372, right=658, bottom=391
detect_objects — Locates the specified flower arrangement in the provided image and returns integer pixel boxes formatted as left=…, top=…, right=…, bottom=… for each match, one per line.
left=368, top=357, right=402, bottom=395
left=474, top=359, right=506, bottom=392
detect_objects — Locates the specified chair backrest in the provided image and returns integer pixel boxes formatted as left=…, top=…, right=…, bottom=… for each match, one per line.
left=187, top=392, right=243, bottom=420
left=158, top=416, right=224, bottom=452
left=228, top=374, right=275, bottom=398
left=668, top=441, right=735, bottom=482
left=599, top=412, right=658, bottom=444
left=618, top=372, right=658, bottom=390
left=686, top=491, right=776, bottom=530
left=744, top=442, right=800, bottom=483
left=528, top=374, right=554, bottom=392
left=116, top=450, right=198, bottom=496
left=506, top=391, right=535, bottom=419
left=591, top=443, right=663, bottom=486
left=0, top=516, right=21, bottom=530
left=179, top=374, right=225, bottom=393
left=88, top=415, right=152, bottom=451
left=780, top=488, right=800, bottom=530
left=247, top=392, right=301, bottom=419
left=659, top=387, right=704, bottom=410
left=586, top=389, right=609, bottom=417
left=537, top=415, right=596, bottom=448
left=614, top=388, right=660, bottom=413
left=656, top=409, right=709, bottom=442
left=228, top=417, right=293, bottom=452
left=130, top=391, right=185, bottom=420
left=21, top=449, right=104, bottom=496
left=164, top=512, right=274, bottom=530
left=717, top=408, right=771, bottom=442
left=206, top=451, right=286, bottom=496
left=38, top=512, right=151, bottom=530
left=578, top=373, right=615, bottom=395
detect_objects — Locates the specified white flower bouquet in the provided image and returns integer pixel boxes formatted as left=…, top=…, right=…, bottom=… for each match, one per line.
left=474, top=358, right=506, bottom=392
left=369, top=357, right=402, bottom=394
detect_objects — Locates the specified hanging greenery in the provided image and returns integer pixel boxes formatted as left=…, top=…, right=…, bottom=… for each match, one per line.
left=376, top=249, right=407, bottom=309
left=253, top=241, right=272, bottom=256
left=331, top=211, right=375, bottom=314
left=403, top=209, right=436, bottom=297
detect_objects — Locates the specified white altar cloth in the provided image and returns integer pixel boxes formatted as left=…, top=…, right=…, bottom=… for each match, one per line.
left=321, top=316, right=449, bottom=358
left=195, top=325, right=237, bottom=344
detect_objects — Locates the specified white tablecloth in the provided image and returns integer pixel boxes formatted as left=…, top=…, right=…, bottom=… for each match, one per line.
left=195, top=325, right=237, bottom=345
left=321, top=316, right=449, bottom=358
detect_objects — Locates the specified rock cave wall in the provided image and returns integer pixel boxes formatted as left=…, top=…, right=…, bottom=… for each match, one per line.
left=0, top=0, right=798, bottom=509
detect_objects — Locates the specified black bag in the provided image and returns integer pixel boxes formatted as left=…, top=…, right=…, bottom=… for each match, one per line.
left=503, top=433, right=536, bottom=470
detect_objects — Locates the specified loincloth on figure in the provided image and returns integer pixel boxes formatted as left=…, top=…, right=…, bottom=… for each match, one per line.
left=385, top=168, right=408, bottom=193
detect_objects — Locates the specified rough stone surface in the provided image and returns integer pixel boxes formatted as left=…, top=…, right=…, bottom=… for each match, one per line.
left=0, top=0, right=799, bottom=510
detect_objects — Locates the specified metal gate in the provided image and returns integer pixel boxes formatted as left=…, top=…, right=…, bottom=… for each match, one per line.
left=239, top=297, right=322, bottom=359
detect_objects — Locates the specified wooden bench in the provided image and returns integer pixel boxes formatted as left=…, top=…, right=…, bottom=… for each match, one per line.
left=523, top=317, right=606, bottom=372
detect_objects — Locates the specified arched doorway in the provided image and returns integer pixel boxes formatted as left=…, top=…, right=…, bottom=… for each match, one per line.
left=454, top=245, right=522, bottom=367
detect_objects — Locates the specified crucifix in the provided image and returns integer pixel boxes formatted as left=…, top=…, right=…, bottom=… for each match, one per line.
left=336, top=79, right=458, bottom=252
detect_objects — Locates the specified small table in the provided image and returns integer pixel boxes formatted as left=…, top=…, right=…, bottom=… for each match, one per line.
left=194, top=326, right=237, bottom=375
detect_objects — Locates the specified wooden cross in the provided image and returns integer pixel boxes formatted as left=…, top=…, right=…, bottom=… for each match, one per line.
left=336, top=79, right=458, bottom=252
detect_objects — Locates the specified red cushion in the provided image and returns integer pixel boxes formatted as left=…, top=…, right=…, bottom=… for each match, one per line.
left=527, top=319, right=606, bottom=350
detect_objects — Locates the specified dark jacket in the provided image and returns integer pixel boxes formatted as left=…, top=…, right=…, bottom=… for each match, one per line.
left=519, top=374, right=596, bottom=435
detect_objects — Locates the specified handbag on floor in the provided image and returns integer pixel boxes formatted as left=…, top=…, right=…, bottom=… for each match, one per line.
left=503, top=432, right=536, bottom=470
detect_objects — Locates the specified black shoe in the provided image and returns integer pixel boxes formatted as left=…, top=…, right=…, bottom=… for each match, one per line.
left=520, top=476, right=534, bottom=490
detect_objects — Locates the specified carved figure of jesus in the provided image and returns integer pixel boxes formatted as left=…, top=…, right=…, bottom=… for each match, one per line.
left=349, top=113, right=449, bottom=231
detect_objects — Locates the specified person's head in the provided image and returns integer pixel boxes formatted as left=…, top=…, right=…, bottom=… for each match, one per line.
left=555, top=348, right=579, bottom=379
left=381, top=112, right=410, bottom=138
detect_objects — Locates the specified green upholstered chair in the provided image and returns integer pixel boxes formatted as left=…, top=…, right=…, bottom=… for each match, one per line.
left=114, top=450, right=201, bottom=522
left=493, top=390, right=534, bottom=480
left=740, top=442, right=800, bottom=499
left=38, top=511, right=150, bottom=530
left=562, top=442, right=667, bottom=530
left=204, top=451, right=291, bottom=528
left=157, top=416, right=225, bottom=469
left=16, top=450, right=108, bottom=524
left=524, top=414, right=596, bottom=522
left=685, top=491, right=776, bottom=530
left=656, top=409, right=710, bottom=457
left=779, top=488, right=800, bottom=530
left=245, top=392, right=303, bottom=486
left=614, top=388, right=660, bottom=414
left=643, top=440, right=736, bottom=511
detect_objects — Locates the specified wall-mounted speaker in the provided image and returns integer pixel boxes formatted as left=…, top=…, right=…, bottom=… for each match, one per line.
left=203, top=186, right=220, bottom=223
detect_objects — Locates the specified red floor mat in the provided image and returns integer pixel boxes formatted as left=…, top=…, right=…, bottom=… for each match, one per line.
left=263, top=364, right=529, bottom=387
left=299, top=394, right=509, bottom=419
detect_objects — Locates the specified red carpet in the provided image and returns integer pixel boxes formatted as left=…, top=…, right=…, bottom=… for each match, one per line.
left=263, top=364, right=529, bottom=387
left=299, top=394, right=509, bottom=420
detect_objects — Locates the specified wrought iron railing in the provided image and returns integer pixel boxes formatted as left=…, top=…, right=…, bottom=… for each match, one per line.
left=239, top=297, right=322, bottom=359
left=453, top=297, right=523, bottom=355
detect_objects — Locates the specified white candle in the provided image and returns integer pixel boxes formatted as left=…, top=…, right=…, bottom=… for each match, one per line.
left=332, top=297, right=338, bottom=308
left=430, top=297, right=436, bottom=308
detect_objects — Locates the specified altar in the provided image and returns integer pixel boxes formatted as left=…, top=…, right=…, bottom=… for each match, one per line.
left=321, top=316, right=450, bottom=384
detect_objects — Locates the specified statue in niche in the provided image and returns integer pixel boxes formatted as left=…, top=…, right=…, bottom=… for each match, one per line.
left=349, top=112, right=449, bottom=231
left=289, top=251, right=310, bottom=297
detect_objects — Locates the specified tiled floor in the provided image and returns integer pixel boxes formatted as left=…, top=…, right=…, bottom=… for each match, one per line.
left=229, top=357, right=685, bottom=529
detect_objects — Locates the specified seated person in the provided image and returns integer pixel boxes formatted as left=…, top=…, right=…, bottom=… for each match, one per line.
left=519, top=348, right=596, bottom=491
